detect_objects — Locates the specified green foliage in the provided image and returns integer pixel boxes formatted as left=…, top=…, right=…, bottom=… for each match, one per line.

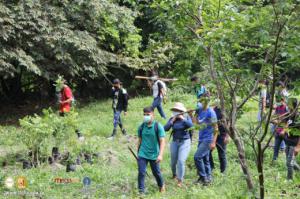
left=1, top=96, right=300, bottom=198
left=0, top=0, right=144, bottom=99
left=18, top=108, right=79, bottom=164
left=19, top=111, right=54, bottom=152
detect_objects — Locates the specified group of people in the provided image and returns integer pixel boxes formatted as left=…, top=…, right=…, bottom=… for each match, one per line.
left=56, top=75, right=300, bottom=195
left=104, top=75, right=229, bottom=194
left=258, top=80, right=300, bottom=181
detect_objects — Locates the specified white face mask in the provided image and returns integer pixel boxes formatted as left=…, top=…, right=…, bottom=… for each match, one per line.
left=172, top=111, right=181, bottom=117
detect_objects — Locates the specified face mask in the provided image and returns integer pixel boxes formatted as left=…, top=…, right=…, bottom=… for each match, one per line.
left=276, top=102, right=282, bottom=106
left=172, top=111, right=181, bottom=117
left=144, top=115, right=152, bottom=123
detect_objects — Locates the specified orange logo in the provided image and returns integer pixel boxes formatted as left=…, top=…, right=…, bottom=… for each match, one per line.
left=16, top=176, right=28, bottom=189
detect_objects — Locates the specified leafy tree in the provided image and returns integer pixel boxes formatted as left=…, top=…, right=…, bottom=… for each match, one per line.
left=0, top=0, right=142, bottom=101
left=146, top=0, right=300, bottom=197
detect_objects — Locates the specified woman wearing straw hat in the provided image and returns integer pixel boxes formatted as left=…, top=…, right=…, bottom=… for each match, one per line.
left=164, top=102, right=193, bottom=187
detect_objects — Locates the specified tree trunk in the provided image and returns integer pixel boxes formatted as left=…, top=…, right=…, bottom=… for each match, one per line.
left=230, top=128, right=255, bottom=191
left=257, top=143, right=265, bottom=199
left=206, top=45, right=255, bottom=192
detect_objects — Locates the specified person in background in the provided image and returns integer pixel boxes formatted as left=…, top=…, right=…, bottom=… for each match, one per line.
left=209, top=100, right=230, bottom=174
left=137, top=107, right=166, bottom=194
left=194, top=96, right=218, bottom=185
left=149, top=74, right=167, bottom=119
left=164, top=102, right=193, bottom=187
left=108, top=78, right=128, bottom=140
left=191, top=76, right=208, bottom=99
left=272, top=96, right=289, bottom=162
left=57, top=78, right=73, bottom=117
left=284, top=98, right=300, bottom=180
left=276, top=81, right=289, bottom=103
left=257, top=80, right=267, bottom=122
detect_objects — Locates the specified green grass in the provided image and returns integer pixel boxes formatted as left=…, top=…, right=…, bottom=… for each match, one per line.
left=0, top=95, right=300, bottom=198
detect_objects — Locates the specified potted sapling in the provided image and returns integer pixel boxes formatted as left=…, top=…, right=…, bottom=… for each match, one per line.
left=19, top=110, right=53, bottom=168
left=48, top=110, right=78, bottom=162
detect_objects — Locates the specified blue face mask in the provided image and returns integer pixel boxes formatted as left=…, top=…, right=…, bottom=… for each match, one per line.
left=144, top=115, right=152, bottom=123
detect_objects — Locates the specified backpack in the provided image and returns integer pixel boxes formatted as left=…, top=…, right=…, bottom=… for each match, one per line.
left=138, top=122, right=160, bottom=151
left=71, top=94, right=76, bottom=107
left=156, top=80, right=167, bottom=97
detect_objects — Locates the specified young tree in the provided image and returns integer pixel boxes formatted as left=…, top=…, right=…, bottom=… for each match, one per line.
left=148, top=0, right=299, bottom=197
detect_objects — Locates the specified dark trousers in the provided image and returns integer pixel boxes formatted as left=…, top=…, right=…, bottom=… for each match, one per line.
left=209, top=136, right=227, bottom=173
left=138, top=157, right=164, bottom=193
left=286, top=145, right=295, bottom=180
left=273, top=134, right=285, bottom=160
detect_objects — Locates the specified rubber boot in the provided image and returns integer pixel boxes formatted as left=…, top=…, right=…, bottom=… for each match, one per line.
left=107, top=128, right=117, bottom=140
left=122, top=129, right=127, bottom=136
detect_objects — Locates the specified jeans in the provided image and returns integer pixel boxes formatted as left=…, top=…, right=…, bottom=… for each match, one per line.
left=273, top=134, right=285, bottom=160
left=170, top=139, right=191, bottom=181
left=271, top=123, right=285, bottom=150
left=194, top=141, right=211, bottom=179
left=152, top=97, right=166, bottom=119
left=113, top=109, right=123, bottom=129
left=209, top=136, right=227, bottom=173
left=138, top=157, right=164, bottom=193
left=286, top=145, right=295, bottom=180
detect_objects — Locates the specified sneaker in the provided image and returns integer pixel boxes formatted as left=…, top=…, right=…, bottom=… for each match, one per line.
left=159, top=185, right=166, bottom=193
left=203, top=177, right=211, bottom=186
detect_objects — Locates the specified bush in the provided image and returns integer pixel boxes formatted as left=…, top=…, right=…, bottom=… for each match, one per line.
left=19, top=110, right=54, bottom=166
left=19, top=109, right=79, bottom=166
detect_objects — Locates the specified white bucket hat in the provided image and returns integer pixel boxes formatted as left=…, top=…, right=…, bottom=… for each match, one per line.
left=170, top=102, right=187, bottom=112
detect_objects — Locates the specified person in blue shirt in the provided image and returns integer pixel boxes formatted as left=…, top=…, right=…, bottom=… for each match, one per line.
left=164, top=102, right=193, bottom=187
left=193, top=96, right=218, bottom=185
left=191, top=76, right=208, bottom=99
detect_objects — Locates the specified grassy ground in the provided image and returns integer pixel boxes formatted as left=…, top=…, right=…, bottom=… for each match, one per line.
left=0, top=94, right=300, bottom=198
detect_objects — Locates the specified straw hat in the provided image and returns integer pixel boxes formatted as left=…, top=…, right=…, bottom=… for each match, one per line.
left=170, top=102, right=187, bottom=112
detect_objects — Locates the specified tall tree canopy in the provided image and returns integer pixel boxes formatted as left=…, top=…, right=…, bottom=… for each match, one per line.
left=0, top=0, right=144, bottom=101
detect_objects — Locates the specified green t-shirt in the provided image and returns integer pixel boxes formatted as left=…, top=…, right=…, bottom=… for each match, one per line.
left=137, top=121, right=165, bottom=160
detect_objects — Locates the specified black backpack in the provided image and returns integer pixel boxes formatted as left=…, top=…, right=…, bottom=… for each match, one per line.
left=266, top=92, right=271, bottom=108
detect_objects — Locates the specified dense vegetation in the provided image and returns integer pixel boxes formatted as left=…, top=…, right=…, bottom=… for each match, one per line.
left=0, top=96, right=299, bottom=198
left=0, top=0, right=300, bottom=198
left=2, top=0, right=298, bottom=103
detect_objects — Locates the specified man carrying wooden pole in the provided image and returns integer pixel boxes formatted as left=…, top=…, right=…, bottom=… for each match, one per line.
left=135, top=73, right=177, bottom=119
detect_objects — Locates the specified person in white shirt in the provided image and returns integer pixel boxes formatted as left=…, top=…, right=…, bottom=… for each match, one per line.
left=257, top=80, right=267, bottom=121
left=150, top=75, right=167, bottom=119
